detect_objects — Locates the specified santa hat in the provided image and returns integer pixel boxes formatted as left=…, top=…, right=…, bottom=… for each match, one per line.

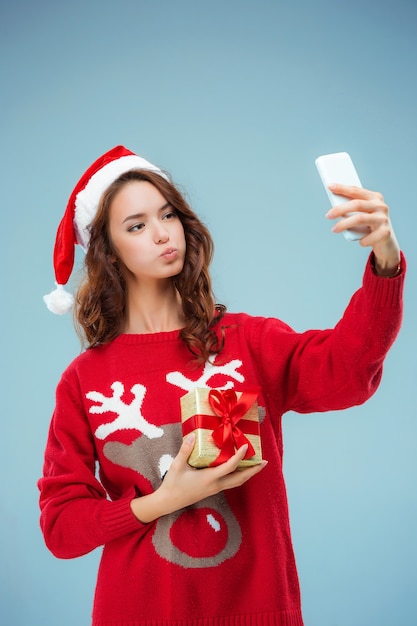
left=43, top=145, right=168, bottom=314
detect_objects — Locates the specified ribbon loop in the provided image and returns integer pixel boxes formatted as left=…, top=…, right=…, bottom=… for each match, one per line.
left=208, top=388, right=259, bottom=466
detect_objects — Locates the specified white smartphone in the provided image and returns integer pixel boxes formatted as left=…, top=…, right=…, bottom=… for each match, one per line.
left=315, top=151, right=369, bottom=241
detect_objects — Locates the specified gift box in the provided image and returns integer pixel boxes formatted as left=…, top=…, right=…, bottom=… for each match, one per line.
left=180, top=387, right=262, bottom=468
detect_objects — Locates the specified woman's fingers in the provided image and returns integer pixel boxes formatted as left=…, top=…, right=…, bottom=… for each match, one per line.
left=327, top=183, right=384, bottom=203
left=200, top=444, right=267, bottom=491
left=324, top=184, right=401, bottom=274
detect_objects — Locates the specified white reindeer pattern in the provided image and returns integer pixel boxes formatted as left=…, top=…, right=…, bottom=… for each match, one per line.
left=166, top=357, right=244, bottom=391
left=88, top=357, right=257, bottom=567
left=87, top=357, right=245, bottom=442
left=87, top=381, right=164, bottom=440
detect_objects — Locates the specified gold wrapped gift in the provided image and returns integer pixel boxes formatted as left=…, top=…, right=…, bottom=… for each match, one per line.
left=180, top=387, right=262, bottom=469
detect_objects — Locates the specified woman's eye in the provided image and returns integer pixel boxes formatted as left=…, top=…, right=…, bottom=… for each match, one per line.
left=128, top=223, right=145, bottom=232
left=163, top=211, right=177, bottom=220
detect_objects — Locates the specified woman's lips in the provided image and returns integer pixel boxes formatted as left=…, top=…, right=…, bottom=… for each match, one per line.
left=160, top=247, right=178, bottom=261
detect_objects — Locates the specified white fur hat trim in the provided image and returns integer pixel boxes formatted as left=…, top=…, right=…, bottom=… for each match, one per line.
left=74, top=154, right=168, bottom=250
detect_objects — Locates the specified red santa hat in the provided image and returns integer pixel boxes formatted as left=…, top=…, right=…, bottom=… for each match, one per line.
left=43, top=145, right=168, bottom=314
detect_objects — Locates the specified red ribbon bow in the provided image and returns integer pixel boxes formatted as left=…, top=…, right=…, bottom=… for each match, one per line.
left=208, top=388, right=259, bottom=466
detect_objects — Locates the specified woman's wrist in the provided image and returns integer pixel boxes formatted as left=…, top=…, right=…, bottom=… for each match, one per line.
left=130, top=489, right=167, bottom=524
left=371, top=253, right=402, bottom=278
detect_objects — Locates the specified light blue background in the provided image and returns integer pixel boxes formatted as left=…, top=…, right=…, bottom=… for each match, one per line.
left=2, top=1, right=416, bottom=624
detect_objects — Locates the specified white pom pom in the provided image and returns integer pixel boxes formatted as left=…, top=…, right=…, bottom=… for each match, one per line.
left=43, top=284, right=74, bottom=315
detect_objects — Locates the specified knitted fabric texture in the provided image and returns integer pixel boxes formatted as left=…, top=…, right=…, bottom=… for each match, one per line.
left=39, top=255, right=405, bottom=626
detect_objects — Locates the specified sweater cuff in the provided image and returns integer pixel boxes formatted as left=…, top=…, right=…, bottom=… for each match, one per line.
left=363, top=251, right=406, bottom=308
left=100, top=493, right=148, bottom=542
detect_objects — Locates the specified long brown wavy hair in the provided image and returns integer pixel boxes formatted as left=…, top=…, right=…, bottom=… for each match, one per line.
left=74, top=169, right=226, bottom=363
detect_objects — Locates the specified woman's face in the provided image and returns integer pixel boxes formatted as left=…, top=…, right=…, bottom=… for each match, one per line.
left=108, top=180, right=186, bottom=286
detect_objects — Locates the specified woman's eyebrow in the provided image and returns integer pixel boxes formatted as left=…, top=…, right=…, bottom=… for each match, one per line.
left=122, top=202, right=170, bottom=224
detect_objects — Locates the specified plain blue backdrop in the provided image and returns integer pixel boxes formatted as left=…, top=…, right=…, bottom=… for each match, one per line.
left=1, top=1, right=416, bottom=625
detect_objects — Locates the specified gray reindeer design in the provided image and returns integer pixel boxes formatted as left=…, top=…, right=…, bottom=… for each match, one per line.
left=87, top=357, right=264, bottom=568
left=104, top=423, right=243, bottom=568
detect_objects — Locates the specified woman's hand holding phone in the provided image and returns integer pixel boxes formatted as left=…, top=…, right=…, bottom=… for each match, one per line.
left=316, top=152, right=401, bottom=276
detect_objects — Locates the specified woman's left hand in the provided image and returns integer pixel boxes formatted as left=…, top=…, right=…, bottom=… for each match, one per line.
left=326, top=184, right=401, bottom=277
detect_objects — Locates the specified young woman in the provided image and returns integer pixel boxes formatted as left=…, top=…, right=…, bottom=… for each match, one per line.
left=39, top=145, right=405, bottom=626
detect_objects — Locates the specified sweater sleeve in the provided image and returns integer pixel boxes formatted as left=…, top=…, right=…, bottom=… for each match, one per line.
left=38, top=371, right=149, bottom=560
left=248, top=252, right=406, bottom=414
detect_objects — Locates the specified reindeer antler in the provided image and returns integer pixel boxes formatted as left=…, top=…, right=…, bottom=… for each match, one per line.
left=87, top=381, right=164, bottom=440
left=166, top=357, right=244, bottom=392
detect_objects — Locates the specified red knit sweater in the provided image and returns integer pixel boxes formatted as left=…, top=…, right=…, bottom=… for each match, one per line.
left=39, top=255, right=405, bottom=626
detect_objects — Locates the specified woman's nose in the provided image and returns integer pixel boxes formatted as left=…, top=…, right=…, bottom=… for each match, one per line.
left=154, top=224, right=169, bottom=244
